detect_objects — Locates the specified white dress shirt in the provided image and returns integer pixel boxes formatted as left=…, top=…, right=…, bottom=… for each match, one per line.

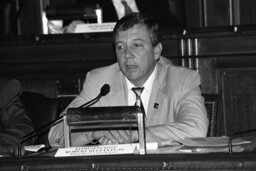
left=126, top=65, right=157, bottom=116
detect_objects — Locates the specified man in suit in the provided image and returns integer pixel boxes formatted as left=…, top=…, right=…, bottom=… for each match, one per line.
left=0, top=79, right=34, bottom=146
left=48, top=12, right=208, bottom=147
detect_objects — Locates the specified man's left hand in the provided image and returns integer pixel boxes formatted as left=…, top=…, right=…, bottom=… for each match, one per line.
left=92, top=130, right=138, bottom=145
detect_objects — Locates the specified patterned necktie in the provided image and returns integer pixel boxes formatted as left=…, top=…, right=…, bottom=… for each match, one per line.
left=121, top=0, right=133, bottom=16
left=132, top=87, right=145, bottom=114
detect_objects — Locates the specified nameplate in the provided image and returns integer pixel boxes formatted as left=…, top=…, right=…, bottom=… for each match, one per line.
left=55, top=144, right=136, bottom=157
left=74, top=22, right=116, bottom=33
left=55, top=142, right=158, bottom=157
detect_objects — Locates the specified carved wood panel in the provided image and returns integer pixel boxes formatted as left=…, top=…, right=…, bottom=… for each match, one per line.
left=219, top=68, right=256, bottom=136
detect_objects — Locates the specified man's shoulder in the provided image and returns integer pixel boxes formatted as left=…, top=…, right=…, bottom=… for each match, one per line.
left=158, top=57, right=201, bottom=95
left=159, top=57, right=200, bottom=87
left=160, top=57, right=198, bottom=75
left=85, top=63, right=121, bottom=86
left=82, top=63, right=122, bottom=97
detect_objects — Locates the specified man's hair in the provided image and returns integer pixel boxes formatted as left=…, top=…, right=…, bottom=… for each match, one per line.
left=112, top=12, right=161, bottom=47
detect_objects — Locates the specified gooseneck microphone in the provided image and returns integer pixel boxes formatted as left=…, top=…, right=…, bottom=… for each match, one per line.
left=19, top=84, right=110, bottom=146
left=78, top=84, right=110, bottom=108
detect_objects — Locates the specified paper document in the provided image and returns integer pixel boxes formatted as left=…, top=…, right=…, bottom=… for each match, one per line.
left=178, top=145, right=245, bottom=153
left=177, top=136, right=251, bottom=147
left=154, top=136, right=252, bottom=154
left=24, top=144, right=45, bottom=152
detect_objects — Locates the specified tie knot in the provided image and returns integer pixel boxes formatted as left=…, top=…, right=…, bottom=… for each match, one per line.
left=132, top=87, right=144, bottom=98
left=132, top=87, right=145, bottom=111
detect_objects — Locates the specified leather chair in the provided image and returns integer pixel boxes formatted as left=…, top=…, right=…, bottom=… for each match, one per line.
left=20, top=92, right=60, bottom=147
left=203, top=94, right=220, bottom=137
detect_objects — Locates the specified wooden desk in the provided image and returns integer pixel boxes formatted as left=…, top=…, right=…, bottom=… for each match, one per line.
left=1, top=153, right=256, bottom=171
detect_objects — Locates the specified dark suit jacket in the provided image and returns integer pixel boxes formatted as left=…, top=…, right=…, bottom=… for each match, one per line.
left=0, top=79, right=34, bottom=146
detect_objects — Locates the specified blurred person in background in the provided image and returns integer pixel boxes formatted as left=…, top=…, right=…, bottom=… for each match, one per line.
left=0, top=79, right=34, bottom=147
left=48, top=0, right=181, bottom=33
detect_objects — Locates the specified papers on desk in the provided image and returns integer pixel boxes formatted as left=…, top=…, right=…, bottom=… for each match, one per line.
left=157, top=136, right=252, bottom=154
left=55, top=142, right=158, bottom=157
left=177, top=136, right=251, bottom=147
left=24, top=144, right=45, bottom=152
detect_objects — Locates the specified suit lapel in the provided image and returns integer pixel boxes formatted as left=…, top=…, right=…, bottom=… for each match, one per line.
left=146, top=62, right=167, bottom=125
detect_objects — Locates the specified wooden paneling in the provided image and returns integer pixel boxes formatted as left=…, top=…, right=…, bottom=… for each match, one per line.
left=199, top=58, right=218, bottom=94
left=239, top=0, right=256, bottom=25
left=197, top=35, right=256, bottom=56
left=185, top=0, right=231, bottom=27
left=18, top=0, right=43, bottom=35
left=185, top=0, right=256, bottom=27
left=204, top=0, right=231, bottom=26
left=219, top=68, right=256, bottom=136
left=184, top=1, right=203, bottom=27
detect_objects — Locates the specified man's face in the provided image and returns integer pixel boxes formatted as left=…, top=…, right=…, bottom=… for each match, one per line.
left=115, top=24, right=162, bottom=86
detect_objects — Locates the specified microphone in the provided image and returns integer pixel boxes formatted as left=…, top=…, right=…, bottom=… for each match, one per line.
left=100, top=84, right=111, bottom=96
left=78, top=84, right=110, bottom=108
left=19, top=84, right=110, bottom=146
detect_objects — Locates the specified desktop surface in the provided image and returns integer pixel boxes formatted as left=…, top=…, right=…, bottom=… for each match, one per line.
left=1, top=152, right=256, bottom=171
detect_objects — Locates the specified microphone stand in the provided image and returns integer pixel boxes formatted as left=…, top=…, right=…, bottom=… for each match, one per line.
left=20, top=117, right=63, bottom=145
left=78, top=84, right=110, bottom=109
left=20, top=90, right=106, bottom=144
left=18, top=117, right=64, bottom=158
left=19, top=84, right=110, bottom=155
left=78, top=94, right=101, bottom=108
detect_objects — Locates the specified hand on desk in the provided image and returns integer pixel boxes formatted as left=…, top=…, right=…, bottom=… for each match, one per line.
left=71, top=132, right=94, bottom=146
left=92, top=130, right=139, bottom=145
left=70, top=130, right=138, bottom=146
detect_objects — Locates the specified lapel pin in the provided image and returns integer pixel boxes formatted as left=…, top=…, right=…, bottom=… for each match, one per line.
left=154, top=103, right=159, bottom=109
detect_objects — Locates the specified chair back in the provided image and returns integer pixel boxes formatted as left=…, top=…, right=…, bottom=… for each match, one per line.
left=203, top=94, right=219, bottom=137
left=20, top=92, right=59, bottom=147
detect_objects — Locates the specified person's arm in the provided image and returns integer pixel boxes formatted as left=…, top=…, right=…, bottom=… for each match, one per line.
left=48, top=93, right=93, bottom=148
left=145, top=71, right=209, bottom=145
left=48, top=72, right=96, bottom=148
left=0, top=79, right=34, bottom=146
left=94, top=71, right=208, bottom=146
